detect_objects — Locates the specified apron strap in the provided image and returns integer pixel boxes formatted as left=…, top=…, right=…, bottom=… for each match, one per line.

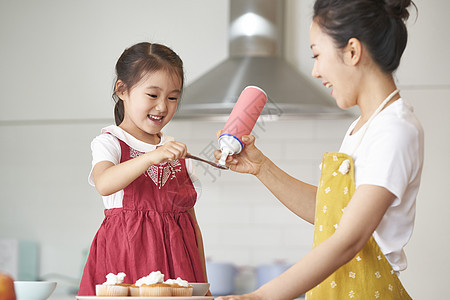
left=351, top=89, right=399, bottom=156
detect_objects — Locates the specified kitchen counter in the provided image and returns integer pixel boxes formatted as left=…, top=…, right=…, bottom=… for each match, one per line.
left=49, top=294, right=304, bottom=300
left=49, top=295, right=75, bottom=300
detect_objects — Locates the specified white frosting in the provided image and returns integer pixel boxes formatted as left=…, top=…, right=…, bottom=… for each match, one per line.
left=102, top=272, right=126, bottom=285
left=135, top=271, right=165, bottom=287
left=164, top=277, right=189, bottom=287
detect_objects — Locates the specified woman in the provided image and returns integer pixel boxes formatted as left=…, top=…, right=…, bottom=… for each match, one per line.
left=215, top=0, right=422, bottom=299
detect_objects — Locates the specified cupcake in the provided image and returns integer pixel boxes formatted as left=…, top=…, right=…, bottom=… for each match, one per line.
left=165, top=277, right=193, bottom=296
left=136, top=271, right=172, bottom=297
left=129, top=284, right=139, bottom=297
left=95, top=272, right=129, bottom=296
left=140, top=283, right=172, bottom=296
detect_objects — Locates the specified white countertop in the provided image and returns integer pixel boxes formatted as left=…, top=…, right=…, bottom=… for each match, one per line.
left=48, top=294, right=304, bottom=300
left=49, top=294, right=76, bottom=300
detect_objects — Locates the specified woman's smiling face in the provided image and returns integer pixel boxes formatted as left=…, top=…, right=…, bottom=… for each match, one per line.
left=118, top=70, right=181, bottom=144
left=309, top=20, right=359, bottom=109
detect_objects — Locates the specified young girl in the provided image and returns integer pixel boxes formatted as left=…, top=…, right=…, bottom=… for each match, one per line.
left=215, top=0, right=422, bottom=299
left=78, top=42, right=208, bottom=295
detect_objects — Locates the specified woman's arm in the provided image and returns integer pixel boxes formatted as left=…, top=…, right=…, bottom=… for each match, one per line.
left=215, top=134, right=317, bottom=223
left=256, top=155, right=317, bottom=224
left=93, top=141, right=187, bottom=196
left=217, top=184, right=396, bottom=300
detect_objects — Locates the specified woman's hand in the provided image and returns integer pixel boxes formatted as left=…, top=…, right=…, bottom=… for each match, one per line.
left=149, top=140, right=187, bottom=165
left=214, top=131, right=267, bottom=176
left=216, top=292, right=263, bottom=300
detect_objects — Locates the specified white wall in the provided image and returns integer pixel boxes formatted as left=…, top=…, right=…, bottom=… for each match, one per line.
left=1, top=0, right=449, bottom=299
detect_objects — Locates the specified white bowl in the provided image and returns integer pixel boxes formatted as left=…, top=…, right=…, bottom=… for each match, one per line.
left=14, top=281, right=57, bottom=300
left=189, top=282, right=210, bottom=296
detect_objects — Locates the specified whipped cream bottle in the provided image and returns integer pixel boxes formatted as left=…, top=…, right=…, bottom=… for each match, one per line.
left=218, top=86, right=267, bottom=165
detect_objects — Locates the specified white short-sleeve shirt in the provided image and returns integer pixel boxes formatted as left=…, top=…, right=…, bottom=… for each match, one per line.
left=339, top=98, right=424, bottom=272
left=88, top=125, right=200, bottom=209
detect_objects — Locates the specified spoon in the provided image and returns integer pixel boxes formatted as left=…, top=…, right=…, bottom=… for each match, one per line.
left=186, top=154, right=229, bottom=170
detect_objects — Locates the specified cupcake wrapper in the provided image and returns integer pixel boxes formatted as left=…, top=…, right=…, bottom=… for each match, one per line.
left=172, top=286, right=194, bottom=296
left=96, top=285, right=129, bottom=296
left=139, top=285, right=172, bottom=297
left=129, top=286, right=139, bottom=297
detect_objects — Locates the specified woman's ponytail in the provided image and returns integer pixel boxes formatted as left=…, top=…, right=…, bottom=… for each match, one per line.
left=383, top=0, right=415, bottom=21
left=313, top=0, right=417, bottom=73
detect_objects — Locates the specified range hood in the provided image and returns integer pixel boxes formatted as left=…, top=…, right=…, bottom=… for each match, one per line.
left=175, top=0, right=351, bottom=121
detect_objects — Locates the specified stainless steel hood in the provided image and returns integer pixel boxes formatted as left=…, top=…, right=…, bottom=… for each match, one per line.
left=175, top=0, right=351, bottom=121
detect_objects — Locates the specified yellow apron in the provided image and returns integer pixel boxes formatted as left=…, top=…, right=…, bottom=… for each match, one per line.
left=306, top=90, right=412, bottom=299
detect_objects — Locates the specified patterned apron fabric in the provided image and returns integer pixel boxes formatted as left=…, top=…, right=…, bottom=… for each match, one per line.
left=305, top=152, right=411, bottom=299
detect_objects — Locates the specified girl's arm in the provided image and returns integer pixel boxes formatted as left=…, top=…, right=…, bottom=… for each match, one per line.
left=187, top=208, right=211, bottom=294
left=215, top=134, right=317, bottom=223
left=93, top=141, right=187, bottom=196
left=217, top=184, right=396, bottom=300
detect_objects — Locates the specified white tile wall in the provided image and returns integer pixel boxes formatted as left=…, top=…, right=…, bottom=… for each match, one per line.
left=165, top=118, right=353, bottom=270
left=0, top=117, right=351, bottom=288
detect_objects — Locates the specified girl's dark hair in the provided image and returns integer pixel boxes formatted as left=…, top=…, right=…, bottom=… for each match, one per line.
left=313, top=0, right=417, bottom=73
left=112, top=42, right=184, bottom=125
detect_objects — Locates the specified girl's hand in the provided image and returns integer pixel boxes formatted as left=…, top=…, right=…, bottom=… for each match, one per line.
left=214, top=130, right=267, bottom=176
left=92, top=140, right=188, bottom=196
left=150, top=140, right=187, bottom=165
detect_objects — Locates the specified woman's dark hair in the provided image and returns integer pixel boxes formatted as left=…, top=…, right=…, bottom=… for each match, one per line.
left=313, top=0, right=417, bottom=73
left=112, top=42, right=184, bottom=125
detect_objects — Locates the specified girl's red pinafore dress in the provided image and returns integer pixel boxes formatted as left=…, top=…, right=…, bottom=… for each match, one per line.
left=78, top=137, right=206, bottom=296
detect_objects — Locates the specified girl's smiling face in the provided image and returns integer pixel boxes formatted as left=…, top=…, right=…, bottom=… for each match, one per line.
left=309, top=20, right=359, bottom=109
left=118, top=70, right=181, bottom=144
